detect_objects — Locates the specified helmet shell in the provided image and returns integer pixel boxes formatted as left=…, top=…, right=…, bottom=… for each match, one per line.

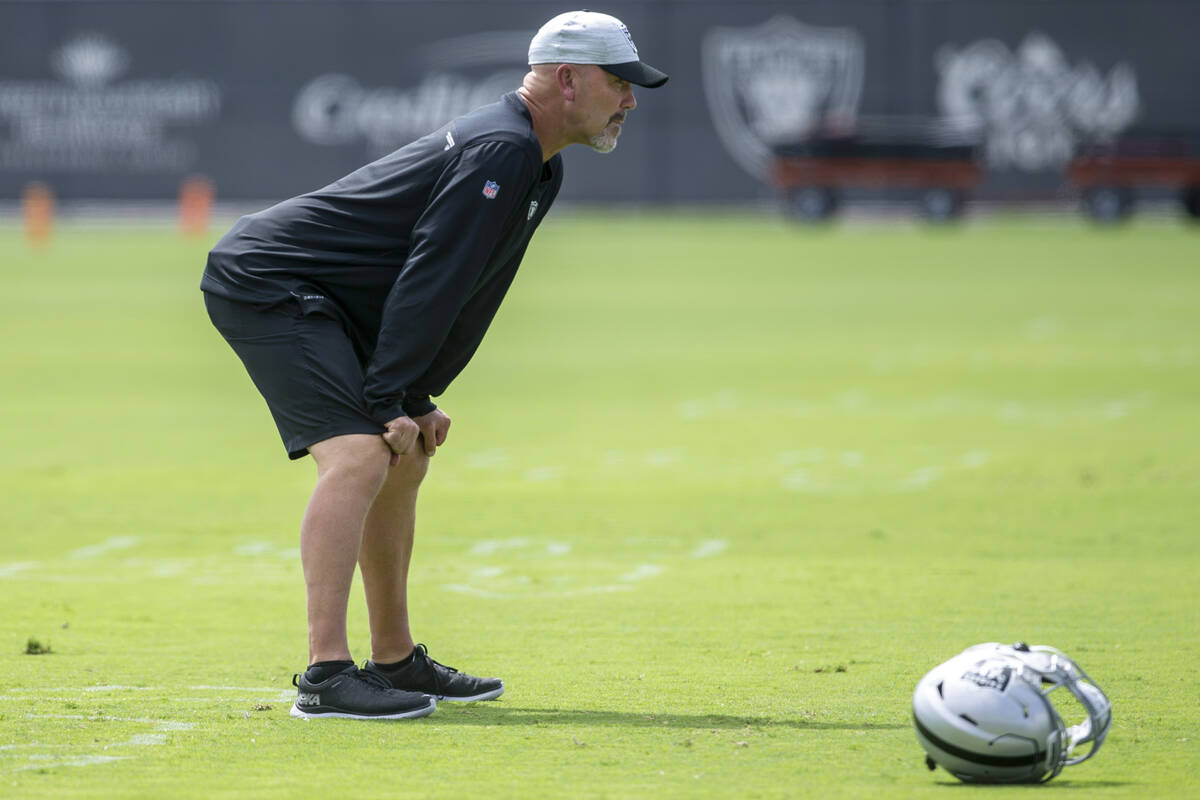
left=913, top=645, right=1064, bottom=783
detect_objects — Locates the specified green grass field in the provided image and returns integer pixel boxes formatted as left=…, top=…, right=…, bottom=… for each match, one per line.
left=2, top=213, right=1197, bottom=798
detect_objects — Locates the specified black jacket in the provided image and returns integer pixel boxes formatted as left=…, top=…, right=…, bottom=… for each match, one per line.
left=202, top=92, right=563, bottom=423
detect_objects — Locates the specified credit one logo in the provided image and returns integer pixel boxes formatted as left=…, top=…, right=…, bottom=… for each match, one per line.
left=937, top=32, right=1139, bottom=171
left=292, top=32, right=528, bottom=154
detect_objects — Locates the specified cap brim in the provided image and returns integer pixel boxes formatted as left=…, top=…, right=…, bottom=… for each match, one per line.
left=602, top=61, right=669, bottom=88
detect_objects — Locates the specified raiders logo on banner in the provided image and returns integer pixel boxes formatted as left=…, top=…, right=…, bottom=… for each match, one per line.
left=702, top=15, right=864, bottom=180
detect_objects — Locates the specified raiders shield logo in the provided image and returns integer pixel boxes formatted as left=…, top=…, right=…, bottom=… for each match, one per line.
left=702, top=15, right=864, bottom=179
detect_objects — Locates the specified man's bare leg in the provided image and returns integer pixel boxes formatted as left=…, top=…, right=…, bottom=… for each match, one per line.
left=359, top=447, right=429, bottom=663
left=302, top=434, right=391, bottom=664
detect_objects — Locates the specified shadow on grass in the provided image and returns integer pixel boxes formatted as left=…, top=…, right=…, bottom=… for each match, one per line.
left=935, top=780, right=1136, bottom=789
left=432, top=705, right=906, bottom=731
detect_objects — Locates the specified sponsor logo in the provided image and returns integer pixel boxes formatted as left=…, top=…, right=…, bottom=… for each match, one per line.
left=527, top=199, right=538, bottom=220
left=295, top=692, right=320, bottom=707
left=702, top=15, right=864, bottom=179
left=292, top=31, right=528, bottom=155
left=482, top=180, right=500, bottom=199
left=618, top=23, right=637, bottom=54
left=936, top=32, right=1139, bottom=172
left=444, top=131, right=456, bottom=151
left=961, top=665, right=1014, bottom=692
left=0, top=32, right=221, bottom=172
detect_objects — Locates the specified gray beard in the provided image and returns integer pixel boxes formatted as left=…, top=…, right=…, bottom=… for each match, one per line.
left=588, top=132, right=619, bottom=153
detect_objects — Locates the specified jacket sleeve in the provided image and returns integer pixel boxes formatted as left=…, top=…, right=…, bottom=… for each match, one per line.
left=404, top=240, right=530, bottom=410
left=362, top=141, right=535, bottom=423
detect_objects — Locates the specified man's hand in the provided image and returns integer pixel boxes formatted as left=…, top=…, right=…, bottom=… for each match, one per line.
left=412, top=409, right=451, bottom=457
left=382, top=416, right=421, bottom=465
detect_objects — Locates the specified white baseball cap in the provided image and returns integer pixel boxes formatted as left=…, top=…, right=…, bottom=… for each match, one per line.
left=528, top=10, right=668, bottom=88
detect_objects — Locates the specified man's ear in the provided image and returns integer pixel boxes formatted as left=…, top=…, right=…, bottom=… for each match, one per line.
left=555, top=63, right=577, bottom=101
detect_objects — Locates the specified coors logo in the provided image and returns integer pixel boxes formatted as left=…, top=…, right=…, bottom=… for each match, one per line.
left=937, top=32, right=1139, bottom=172
left=703, top=15, right=864, bottom=180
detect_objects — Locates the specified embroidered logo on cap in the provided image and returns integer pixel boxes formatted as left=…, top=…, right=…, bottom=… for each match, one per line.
left=482, top=180, right=500, bottom=199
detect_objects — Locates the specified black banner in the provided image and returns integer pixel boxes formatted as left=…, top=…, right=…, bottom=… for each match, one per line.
left=1, top=0, right=1196, bottom=203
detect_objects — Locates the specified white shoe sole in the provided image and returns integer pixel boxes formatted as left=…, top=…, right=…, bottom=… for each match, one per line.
left=290, top=697, right=436, bottom=720
left=436, top=683, right=504, bottom=702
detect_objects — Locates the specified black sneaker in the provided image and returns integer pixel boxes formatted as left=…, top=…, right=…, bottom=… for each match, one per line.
left=365, top=644, right=504, bottom=702
left=290, top=665, right=436, bottom=720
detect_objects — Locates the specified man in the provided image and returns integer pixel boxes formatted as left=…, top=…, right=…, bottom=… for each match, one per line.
left=202, top=11, right=667, bottom=720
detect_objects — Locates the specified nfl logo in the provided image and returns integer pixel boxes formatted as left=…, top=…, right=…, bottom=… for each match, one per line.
left=482, top=180, right=500, bottom=199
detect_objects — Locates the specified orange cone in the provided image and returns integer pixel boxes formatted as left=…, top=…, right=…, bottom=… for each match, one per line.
left=22, top=182, right=54, bottom=247
left=179, top=175, right=215, bottom=237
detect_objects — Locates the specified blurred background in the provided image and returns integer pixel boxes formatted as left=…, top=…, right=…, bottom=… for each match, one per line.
left=2, top=0, right=1199, bottom=227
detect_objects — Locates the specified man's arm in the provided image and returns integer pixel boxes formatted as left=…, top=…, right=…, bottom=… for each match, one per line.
left=361, top=141, right=536, bottom=424
left=401, top=241, right=530, bottom=412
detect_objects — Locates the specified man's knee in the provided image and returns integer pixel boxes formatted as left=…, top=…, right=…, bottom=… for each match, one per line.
left=386, top=447, right=430, bottom=488
left=310, top=434, right=392, bottom=495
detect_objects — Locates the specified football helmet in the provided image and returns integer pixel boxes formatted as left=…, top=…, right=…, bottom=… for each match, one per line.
left=912, top=642, right=1111, bottom=784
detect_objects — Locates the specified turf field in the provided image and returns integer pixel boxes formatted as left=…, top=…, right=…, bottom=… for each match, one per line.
left=1, top=212, right=1197, bottom=798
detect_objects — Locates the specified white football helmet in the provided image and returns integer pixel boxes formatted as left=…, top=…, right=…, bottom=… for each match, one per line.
left=912, top=642, right=1112, bottom=784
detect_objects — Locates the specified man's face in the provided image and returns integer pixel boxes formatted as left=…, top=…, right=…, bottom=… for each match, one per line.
left=576, top=66, right=637, bottom=153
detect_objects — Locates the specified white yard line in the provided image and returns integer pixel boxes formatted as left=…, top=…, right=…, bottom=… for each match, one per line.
left=690, top=540, right=729, bottom=559
left=69, top=536, right=139, bottom=559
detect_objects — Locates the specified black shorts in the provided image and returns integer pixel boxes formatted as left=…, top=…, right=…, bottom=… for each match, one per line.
left=204, top=292, right=385, bottom=459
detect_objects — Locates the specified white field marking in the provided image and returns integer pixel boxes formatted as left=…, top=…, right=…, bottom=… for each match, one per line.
left=898, top=466, right=942, bottom=490
left=469, top=537, right=532, bottom=556
left=869, top=352, right=896, bottom=373
left=602, top=449, right=627, bottom=466
left=998, top=402, right=1027, bottom=422
left=782, top=470, right=831, bottom=493
left=8, top=686, right=278, bottom=694
left=126, top=735, right=166, bottom=746
left=690, top=539, right=728, bottom=559
left=840, top=451, right=864, bottom=468
left=442, top=583, right=505, bottom=598
left=472, top=565, right=506, bottom=579
left=150, top=562, right=185, bottom=578
left=777, top=448, right=826, bottom=465
left=7, top=715, right=196, bottom=774
left=442, top=582, right=639, bottom=598
left=546, top=542, right=571, bottom=555
left=466, top=449, right=510, bottom=469
left=836, top=390, right=868, bottom=410
left=961, top=450, right=991, bottom=469
left=234, top=541, right=274, bottom=556
left=645, top=450, right=683, bottom=468
left=678, top=390, right=736, bottom=420
left=1024, top=315, right=1063, bottom=341
left=619, top=564, right=663, bottom=583
left=569, top=584, right=634, bottom=595
left=524, top=466, right=563, bottom=482
left=69, top=536, right=139, bottom=559
left=1, top=695, right=288, bottom=704
left=13, top=755, right=128, bottom=770
left=0, top=561, right=37, bottom=578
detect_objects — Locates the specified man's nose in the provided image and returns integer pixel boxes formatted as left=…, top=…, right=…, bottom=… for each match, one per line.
left=622, top=88, right=637, bottom=111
